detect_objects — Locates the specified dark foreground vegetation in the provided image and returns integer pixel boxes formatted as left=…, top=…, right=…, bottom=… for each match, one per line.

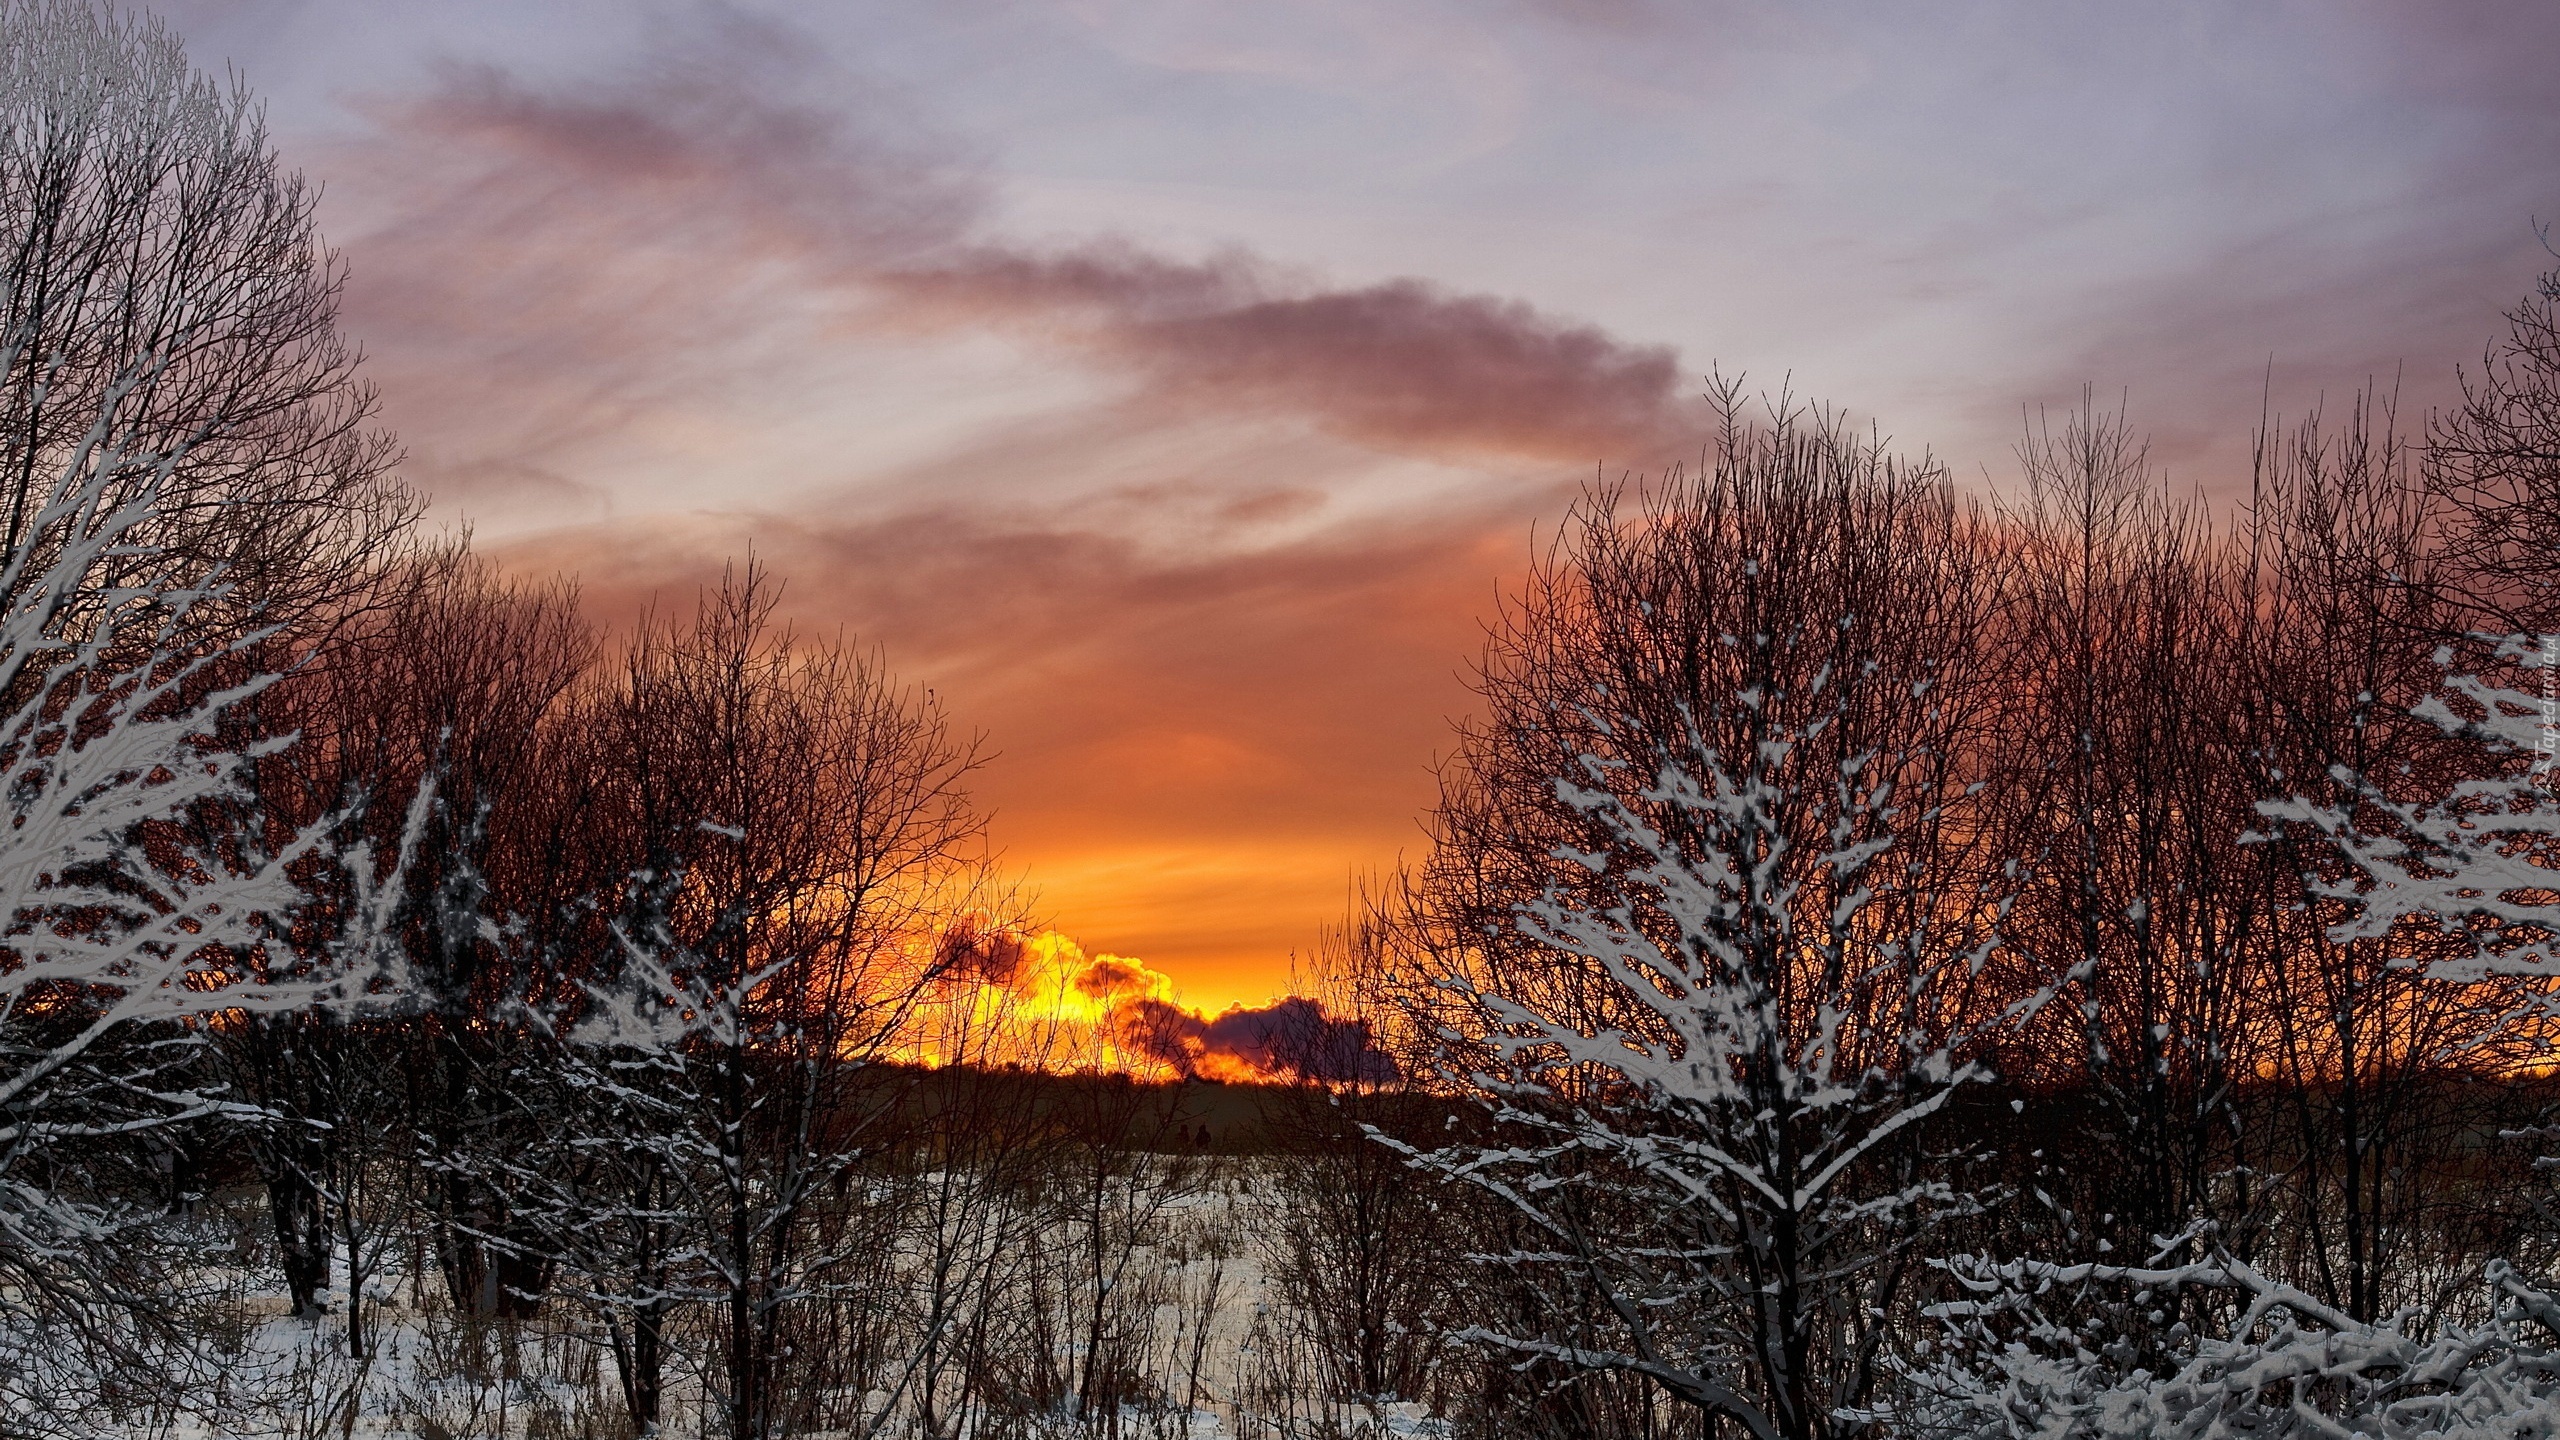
left=11, top=4, right=2560, bottom=1439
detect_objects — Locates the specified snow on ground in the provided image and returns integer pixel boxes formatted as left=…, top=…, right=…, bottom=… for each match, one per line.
left=45, top=1164, right=1448, bottom=1440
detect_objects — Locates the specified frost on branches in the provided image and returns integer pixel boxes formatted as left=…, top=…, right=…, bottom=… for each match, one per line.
left=0, top=352, right=416, bottom=1429
left=1394, top=658, right=2046, bottom=1440
left=1900, top=1244, right=2560, bottom=1439
left=2267, top=628, right=2560, bottom=1261
left=2256, top=634, right=2560, bottom=984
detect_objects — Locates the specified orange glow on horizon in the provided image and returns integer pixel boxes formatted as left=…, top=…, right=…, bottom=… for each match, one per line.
left=485, top=504, right=1514, bottom=1026
left=909, top=927, right=1310, bottom=1082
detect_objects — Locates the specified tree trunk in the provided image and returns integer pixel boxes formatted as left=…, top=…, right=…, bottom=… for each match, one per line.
left=267, top=1164, right=330, bottom=1318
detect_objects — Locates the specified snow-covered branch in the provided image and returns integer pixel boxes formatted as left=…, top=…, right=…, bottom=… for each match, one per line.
left=1899, top=1245, right=2560, bottom=1439
left=1402, top=658, right=2045, bottom=1440
left=2257, top=636, right=2560, bottom=984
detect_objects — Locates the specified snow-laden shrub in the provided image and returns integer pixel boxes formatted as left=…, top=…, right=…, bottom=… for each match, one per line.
left=1897, top=1246, right=2560, bottom=1439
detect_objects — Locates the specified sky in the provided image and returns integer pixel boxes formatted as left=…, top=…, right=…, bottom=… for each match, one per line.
left=151, top=0, right=2560, bottom=1014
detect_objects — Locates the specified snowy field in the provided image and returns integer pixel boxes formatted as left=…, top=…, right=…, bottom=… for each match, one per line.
left=32, top=1166, right=1450, bottom=1440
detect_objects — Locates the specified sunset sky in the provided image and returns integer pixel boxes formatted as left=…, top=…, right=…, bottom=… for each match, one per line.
left=158, top=0, right=2560, bottom=1014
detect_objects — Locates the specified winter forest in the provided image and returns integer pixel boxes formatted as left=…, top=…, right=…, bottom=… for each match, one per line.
left=13, top=4, right=2560, bottom=1439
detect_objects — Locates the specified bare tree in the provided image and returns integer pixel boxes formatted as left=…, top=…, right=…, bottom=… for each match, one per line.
left=1230, top=924, right=1462, bottom=1430
left=862, top=1031, right=1073, bottom=1440
left=555, top=564, right=999, bottom=1440
left=2429, top=253, right=2560, bottom=624
left=1985, top=399, right=2282, bottom=1267
left=0, top=1, right=414, bottom=633
left=2236, top=388, right=2496, bottom=1325
left=1040, top=1067, right=1215, bottom=1433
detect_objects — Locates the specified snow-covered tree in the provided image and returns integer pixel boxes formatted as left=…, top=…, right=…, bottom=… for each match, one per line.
left=1391, top=650, right=2046, bottom=1440
left=1361, top=389, right=2042, bottom=1440
left=214, top=550, right=595, bottom=1345
left=473, top=570, right=998, bottom=1440
left=0, top=344, right=417, bottom=1431
left=0, top=11, right=428, bottom=1421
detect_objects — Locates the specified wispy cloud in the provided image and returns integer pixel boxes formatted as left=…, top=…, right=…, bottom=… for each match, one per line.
left=333, top=15, right=1698, bottom=518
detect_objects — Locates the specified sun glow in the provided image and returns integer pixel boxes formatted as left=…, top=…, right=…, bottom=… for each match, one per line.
left=911, top=927, right=1231, bottom=1078
left=989, top=931, right=1179, bottom=1030
left=904, top=925, right=1385, bottom=1084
